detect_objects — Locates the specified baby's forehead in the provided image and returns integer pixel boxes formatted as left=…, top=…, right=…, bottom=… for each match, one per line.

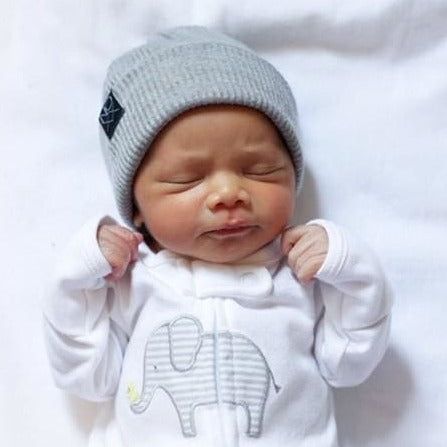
left=147, top=141, right=290, bottom=171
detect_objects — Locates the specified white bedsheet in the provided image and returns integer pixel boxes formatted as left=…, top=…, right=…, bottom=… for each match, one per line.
left=1, top=1, right=446, bottom=445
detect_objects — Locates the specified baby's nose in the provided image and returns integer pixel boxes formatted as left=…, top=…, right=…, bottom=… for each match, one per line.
left=206, top=173, right=250, bottom=210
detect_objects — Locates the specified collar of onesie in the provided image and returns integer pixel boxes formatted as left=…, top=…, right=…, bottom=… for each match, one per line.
left=138, top=236, right=285, bottom=304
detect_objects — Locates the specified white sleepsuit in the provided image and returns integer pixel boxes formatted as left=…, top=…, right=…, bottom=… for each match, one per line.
left=42, top=215, right=393, bottom=447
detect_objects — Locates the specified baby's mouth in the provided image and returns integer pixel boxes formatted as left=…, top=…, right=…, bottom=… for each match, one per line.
left=205, top=225, right=256, bottom=239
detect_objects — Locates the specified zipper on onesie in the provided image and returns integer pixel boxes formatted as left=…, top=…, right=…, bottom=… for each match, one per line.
left=213, top=297, right=240, bottom=447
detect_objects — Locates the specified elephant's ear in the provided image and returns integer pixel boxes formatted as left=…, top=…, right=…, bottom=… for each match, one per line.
left=168, top=315, right=203, bottom=372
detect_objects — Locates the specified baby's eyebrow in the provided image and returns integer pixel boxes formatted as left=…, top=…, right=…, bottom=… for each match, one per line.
left=174, top=154, right=209, bottom=165
left=240, top=145, right=283, bottom=161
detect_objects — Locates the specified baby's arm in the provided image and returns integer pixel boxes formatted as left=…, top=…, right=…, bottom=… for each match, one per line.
left=284, top=219, right=393, bottom=387
left=306, top=219, right=393, bottom=387
left=42, top=215, right=142, bottom=401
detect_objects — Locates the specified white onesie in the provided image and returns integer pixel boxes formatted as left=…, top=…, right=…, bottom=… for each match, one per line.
left=42, top=215, right=392, bottom=447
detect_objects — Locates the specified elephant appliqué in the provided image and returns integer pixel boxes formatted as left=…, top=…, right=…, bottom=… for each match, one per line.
left=126, top=315, right=281, bottom=438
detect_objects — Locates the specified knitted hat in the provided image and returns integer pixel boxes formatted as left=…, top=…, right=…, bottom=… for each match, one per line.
left=98, top=25, right=303, bottom=229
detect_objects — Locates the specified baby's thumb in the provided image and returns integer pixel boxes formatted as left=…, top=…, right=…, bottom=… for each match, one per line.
left=106, top=261, right=129, bottom=281
left=135, top=232, right=144, bottom=243
left=131, top=231, right=145, bottom=261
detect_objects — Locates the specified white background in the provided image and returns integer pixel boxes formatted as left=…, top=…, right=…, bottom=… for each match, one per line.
left=1, top=0, right=446, bottom=445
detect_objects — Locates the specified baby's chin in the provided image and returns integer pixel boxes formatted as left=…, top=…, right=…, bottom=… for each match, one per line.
left=158, top=239, right=280, bottom=265
left=168, top=247, right=255, bottom=264
left=188, top=250, right=252, bottom=264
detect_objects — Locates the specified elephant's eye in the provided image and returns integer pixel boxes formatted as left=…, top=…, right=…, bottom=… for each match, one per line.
left=152, top=364, right=158, bottom=371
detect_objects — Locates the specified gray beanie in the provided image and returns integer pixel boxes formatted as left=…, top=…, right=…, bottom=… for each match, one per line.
left=98, top=25, right=303, bottom=229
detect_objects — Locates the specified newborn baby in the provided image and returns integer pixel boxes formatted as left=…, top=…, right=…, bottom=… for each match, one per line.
left=43, top=25, right=392, bottom=447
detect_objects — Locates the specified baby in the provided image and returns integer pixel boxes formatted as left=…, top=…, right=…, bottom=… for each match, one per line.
left=43, top=26, right=393, bottom=447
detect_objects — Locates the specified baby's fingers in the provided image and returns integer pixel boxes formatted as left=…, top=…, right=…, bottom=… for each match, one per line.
left=293, top=254, right=326, bottom=284
left=97, top=225, right=144, bottom=280
left=102, top=239, right=133, bottom=280
left=105, top=225, right=144, bottom=261
left=280, top=225, right=309, bottom=254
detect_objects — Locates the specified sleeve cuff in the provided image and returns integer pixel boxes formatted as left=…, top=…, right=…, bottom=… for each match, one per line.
left=305, top=218, right=348, bottom=283
left=77, top=214, right=118, bottom=279
left=42, top=214, right=120, bottom=336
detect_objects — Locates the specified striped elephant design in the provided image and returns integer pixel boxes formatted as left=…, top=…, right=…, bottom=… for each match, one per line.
left=127, top=314, right=281, bottom=437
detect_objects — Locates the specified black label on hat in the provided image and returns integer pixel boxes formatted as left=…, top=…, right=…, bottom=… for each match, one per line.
left=99, top=90, right=125, bottom=140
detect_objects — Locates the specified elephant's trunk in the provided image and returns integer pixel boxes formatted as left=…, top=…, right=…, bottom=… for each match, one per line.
left=127, top=380, right=157, bottom=414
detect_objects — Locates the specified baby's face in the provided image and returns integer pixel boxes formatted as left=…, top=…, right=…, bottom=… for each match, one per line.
left=133, top=104, right=296, bottom=263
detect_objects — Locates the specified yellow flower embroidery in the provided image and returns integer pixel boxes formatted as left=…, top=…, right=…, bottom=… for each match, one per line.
left=127, top=382, right=140, bottom=403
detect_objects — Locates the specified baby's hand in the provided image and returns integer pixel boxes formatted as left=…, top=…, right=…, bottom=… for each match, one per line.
left=281, top=224, right=329, bottom=284
left=97, top=224, right=144, bottom=281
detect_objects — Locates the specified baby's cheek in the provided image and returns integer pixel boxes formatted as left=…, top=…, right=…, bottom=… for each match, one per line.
left=146, top=198, right=195, bottom=246
left=262, top=186, right=295, bottom=223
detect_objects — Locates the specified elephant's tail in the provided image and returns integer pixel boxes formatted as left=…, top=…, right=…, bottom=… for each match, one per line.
left=268, top=367, right=281, bottom=393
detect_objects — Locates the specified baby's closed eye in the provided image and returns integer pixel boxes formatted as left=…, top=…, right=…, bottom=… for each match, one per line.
left=163, top=176, right=202, bottom=184
left=244, top=165, right=285, bottom=175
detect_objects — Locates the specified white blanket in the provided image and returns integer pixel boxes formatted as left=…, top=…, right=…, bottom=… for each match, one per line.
left=1, top=1, right=446, bottom=445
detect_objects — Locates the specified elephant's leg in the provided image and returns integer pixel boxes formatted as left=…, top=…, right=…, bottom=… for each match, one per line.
left=174, top=399, right=197, bottom=437
left=245, top=402, right=265, bottom=438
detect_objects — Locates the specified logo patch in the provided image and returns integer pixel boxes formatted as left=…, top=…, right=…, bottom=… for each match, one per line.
left=99, top=90, right=124, bottom=140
